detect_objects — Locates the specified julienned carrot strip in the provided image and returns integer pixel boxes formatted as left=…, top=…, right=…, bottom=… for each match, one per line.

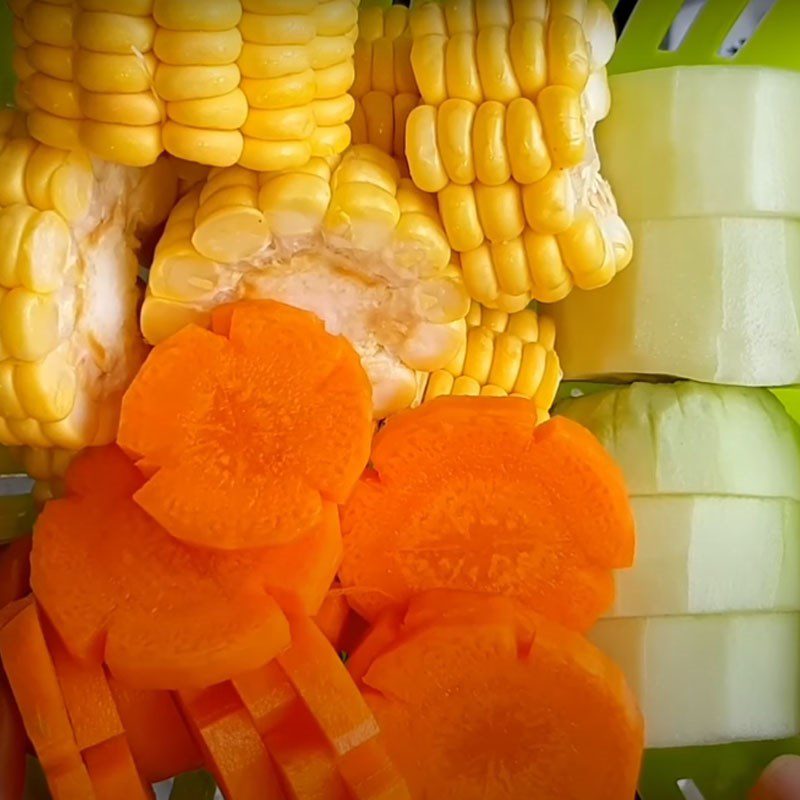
left=0, top=602, right=95, bottom=799
left=358, top=591, right=644, bottom=800
left=178, top=683, right=287, bottom=800
left=340, top=397, right=635, bottom=631
left=313, top=590, right=352, bottom=650
left=346, top=610, right=403, bottom=685
left=107, top=677, right=202, bottom=784
left=31, top=446, right=292, bottom=690
left=337, top=737, right=411, bottom=800
left=232, top=661, right=298, bottom=737
left=0, top=537, right=31, bottom=608
left=82, top=735, right=153, bottom=800
left=118, top=300, right=373, bottom=551
left=0, top=677, right=25, bottom=800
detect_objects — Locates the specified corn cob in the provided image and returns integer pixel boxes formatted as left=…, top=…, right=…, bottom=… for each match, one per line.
left=0, top=109, right=177, bottom=455
left=421, top=300, right=561, bottom=421
left=350, top=1, right=419, bottom=161
left=142, top=143, right=469, bottom=418
left=8, top=0, right=358, bottom=169
left=404, top=0, right=632, bottom=312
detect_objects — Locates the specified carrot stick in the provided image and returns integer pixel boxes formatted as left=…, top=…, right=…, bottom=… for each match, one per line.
left=358, top=591, right=644, bottom=800
left=0, top=676, right=25, bottom=800
left=0, top=537, right=31, bottom=609
left=346, top=610, right=403, bottom=685
left=340, top=397, right=635, bottom=631
left=118, top=300, right=373, bottom=550
left=82, top=736, right=153, bottom=800
left=313, top=590, right=353, bottom=651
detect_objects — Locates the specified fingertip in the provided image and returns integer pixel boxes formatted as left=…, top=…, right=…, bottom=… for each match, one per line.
left=751, top=755, right=800, bottom=800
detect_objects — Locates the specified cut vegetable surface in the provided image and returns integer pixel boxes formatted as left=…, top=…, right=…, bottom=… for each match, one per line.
left=141, top=145, right=469, bottom=418
left=0, top=675, right=25, bottom=800
left=120, top=300, right=371, bottom=550
left=356, top=591, right=643, bottom=800
left=340, top=396, right=635, bottom=629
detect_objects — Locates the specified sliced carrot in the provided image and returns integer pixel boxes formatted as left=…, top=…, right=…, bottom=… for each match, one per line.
left=346, top=610, right=403, bottom=686
left=118, top=300, right=373, bottom=550
left=0, top=677, right=25, bottom=800
left=0, top=602, right=95, bottom=798
left=31, top=445, right=291, bottom=690
left=337, top=737, right=411, bottom=800
left=340, top=397, right=635, bottom=631
left=313, top=590, right=353, bottom=650
left=0, top=596, right=32, bottom=631
left=360, top=591, right=644, bottom=800
left=232, top=661, right=298, bottom=737
left=82, top=735, right=153, bottom=800
left=178, top=683, right=287, bottom=800
left=0, top=537, right=31, bottom=609
left=107, top=677, right=202, bottom=784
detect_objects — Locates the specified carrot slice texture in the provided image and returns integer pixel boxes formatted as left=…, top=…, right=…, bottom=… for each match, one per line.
left=107, top=677, right=202, bottom=783
left=118, top=301, right=373, bottom=550
left=83, top=736, right=153, bottom=800
left=359, top=592, right=644, bottom=800
left=179, top=683, right=287, bottom=800
left=31, top=446, right=292, bottom=690
left=0, top=602, right=95, bottom=799
left=0, top=676, right=25, bottom=800
left=313, top=590, right=352, bottom=650
left=346, top=610, right=403, bottom=686
left=340, top=397, right=635, bottom=630
left=0, top=537, right=31, bottom=608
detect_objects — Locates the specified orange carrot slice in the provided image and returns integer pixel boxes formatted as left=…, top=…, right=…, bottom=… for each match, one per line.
left=232, top=661, right=298, bottom=737
left=82, top=736, right=153, bottom=800
left=107, top=678, right=201, bottom=784
left=346, top=610, right=403, bottom=686
left=358, top=591, right=644, bottom=800
left=337, top=737, right=411, bottom=800
left=0, top=602, right=95, bottom=799
left=313, top=590, right=352, bottom=650
left=0, top=677, right=25, bottom=800
left=0, top=537, right=31, bottom=609
left=31, top=446, right=292, bottom=690
left=178, top=683, right=287, bottom=800
left=118, top=300, right=373, bottom=550
left=340, top=397, right=635, bottom=631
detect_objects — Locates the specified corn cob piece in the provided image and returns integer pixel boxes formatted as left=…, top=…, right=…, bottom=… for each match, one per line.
left=8, top=0, right=358, bottom=170
left=421, top=300, right=561, bottom=421
left=142, top=143, right=469, bottom=418
left=350, top=2, right=419, bottom=161
left=0, top=121, right=177, bottom=453
left=403, top=0, right=631, bottom=312
left=17, top=446, right=77, bottom=503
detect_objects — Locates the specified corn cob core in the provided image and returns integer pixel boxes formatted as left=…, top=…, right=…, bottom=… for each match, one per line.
left=420, top=300, right=562, bottom=421
left=350, top=3, right=419, bottom=162
left=404, top=0, right=632, bottom=312
left=8, top=0, right=359, bottom=169
left=0, top=110, right=177, bottom=454
left=142, top=143, right=469, bottom=418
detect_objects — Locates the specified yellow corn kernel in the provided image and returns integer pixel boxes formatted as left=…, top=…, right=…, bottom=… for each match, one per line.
left=478, top=305, right=508, bottom=333
left=371, top=37, right=396, bottom=95
left=445, top=0, right=476, bottom=34
left=150, top=245, right=228, bottom=301
left=49, top=151, right=94, bottom=223
left=310, top=34, right=355, bottom=70
left=238, top=43, right=310, bottom=79
left=424, top=369, right=455, bottom=401
left=24, top=145, right=64, bottom=211
left=505, top=97, right=550, bottom=185
left=551, top=0, right=588, bottom=22
left=522, top=228, right=572, bottom=302
left=75, top=11, right=156, bottom=54
left=18, top=210, right=71, bottom=294
left=242, top=105, right=315, bottom=141
left=14, top=348, right=77, bottom=422
left=394, top=35, right=416, bottom=94
left=547, top=13, right=589, bottom=92
left=8, top=0, right=32, bottom=18
left=557, top=211, right=606, bottom=282
left=26, top=73, right=81, bottom=120
left=511, top=0, right=548, bottom=20
left=351, top=40, right=372, bottom=98
left=444, top=32, right=482, bottom=104
left=27, top=111, right=81, bottom=151
left=168, top=90, right=248, bottom=131
left=242, top=0, right=317, bottom=12
left=11, top=50, right=36, bottom=82
left=81, top=120, right=162, bottom=167
left=0, top=288, right=61, bottom=362
left=476, top=26, right=520, bottom=103
left=509, top=20, right=547, bottom=99
left=196, top=183, right=258, bottom=224
left=472, top=101, right=510, bottom=186
left=200, top=166, right=256, bottom=203
left=522, top=170, right=575, bottom=234
left=0, top=137, right=36, bottom=206
left=392, top=212, right=451, bottom=276
left=393, top=92, right=417, bottom=159
left=162, top=123, right=242, bottom=168
left=312, top=94, right=355, bottom=127
left=506, top=307, right=539, bottom=342
left=324, top=181, right=401, bottom=251
left=475, top=181, right=524, bottom=243
left=21, top=447, right=51, bottom=481
left=358, top=5, right=384, bottom=42
left=384, top=5, right=408, bottom=38
left=437, top=99, right=475, bottom=186
left=398, top=319, right=465, bottom=372
left=239, top=137, right=311, bottom=171
left=536, top=313, right=556, bottom=350
left=79, top=0, right=154, bottom=14
left=153, top=0, right=241, bottom=31
left=0, top=360, right=26, bottom=420
left=462, top=325, right=494, bottom=383
left=154, top=28, right=242, bottom=66
left=490, top=237, right=531, bottom=295
left=40, top=390, right=100, bottom=450
left=486, top=331, right=523, bottom=392
left=396, top=177, right=438, bottom=217
left=193, top=213, right=268, bottom=266
left=6, top=417, right=50, bottom=448
left=259, top=171, right=331, bottom=239
left=409, top=2, right=447, bottom=38
left=23, top=2, right=74, bottom=47
left=349, top=101, right=367, bottom=145
left=13, top=17, right=33, bottom=47
left=79, top=90, right=163, bottom=126
left=438, top=182, right=483, bottom=252
left=314, top=61, right=355, bottom=99
left=241, top=72, right=316, bottom=110
left=0, top=206, right=36, bottom=287
left=416, top=268, right=470, bottom=322
left=239, top=13, right=314, bottom=46
left=155, top=63, right=240, bottom=102
left=406, top=105, right=448, bottom=193
left=452, top=375, right=480, bottom=396
left=512, top=340, right=546, bottom=396
left=360, top=91, right=393, bottom=154
left=536, top=85, right=586, bottom=169
left=534, top=348, right=562, bottom=408
left=75, top=51, right=156, bottom=94
left=309, top=124, right=351, bottom=157
left=461, top=244, right=529, bottom=312
left=313, top=0, right=358, bottom=36
left=140, top=296, right=210, bottom=345
left=411, top=34, right=447, bottom=106
left=26, top=43, right=74, bottom=81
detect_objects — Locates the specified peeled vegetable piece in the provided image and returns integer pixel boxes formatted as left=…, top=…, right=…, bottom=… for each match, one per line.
left=141, top=145, right=469, bottom=418
left=120, top=300, right=371, bottom=550
left=31, top=445, right=316, bottom=690
left=404, top=0, right=632, bottom=311
left=552, top=67, right=800, bottom=385
left=340, top=396, right=635, bottom=629
left=590, top=613, right=800, bottom=748
left=0, top=113, right=176, bottom=454
left=0, top=676, right=25, bottom=800
left=357, top=591, right=643, bottom=800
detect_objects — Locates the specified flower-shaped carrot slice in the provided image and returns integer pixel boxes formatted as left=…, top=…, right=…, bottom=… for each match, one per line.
left=340, top=397, right=635, bottom=631
left=356, top=591, right=644, bottom=800
left=31, top=445, right=344, bottom=690
left=118, top=300, right=373, bottom=550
